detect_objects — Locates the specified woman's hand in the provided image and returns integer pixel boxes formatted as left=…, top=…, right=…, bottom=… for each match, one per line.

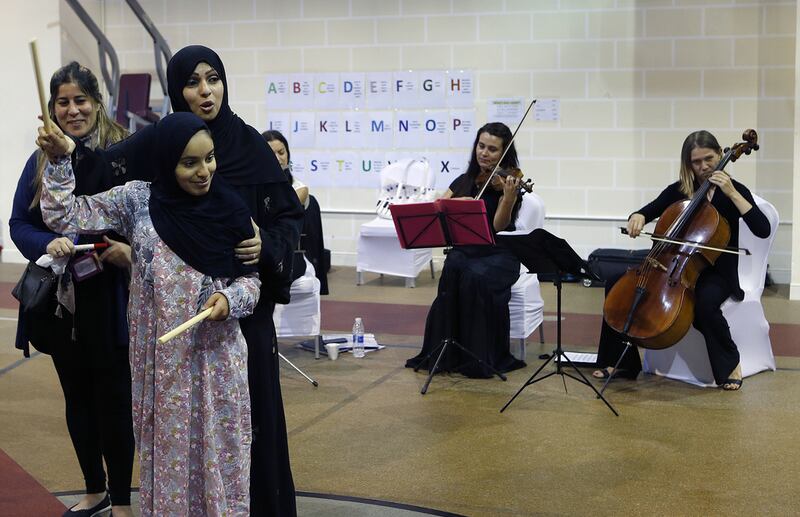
left=708, top=170, right=736, bottom=198
left=36, top=121, right=75, bottom=162
left=627, top=213, right=645, bottom=238
left=236, top=219, right=262, bottom=265
left=709, top=169, right=753, bottom=214
left=202, top=292, right=230, bottom=321
left=501, top=174, right=520, bottom=199
left=46, top=236, right=75, bottom=258
left=99, top=235, right=132, bottom=269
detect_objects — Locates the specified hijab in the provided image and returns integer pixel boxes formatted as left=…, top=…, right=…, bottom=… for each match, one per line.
left=166, top=45, right=286, bottom=186
left=148, top=112, right=256, bottom=278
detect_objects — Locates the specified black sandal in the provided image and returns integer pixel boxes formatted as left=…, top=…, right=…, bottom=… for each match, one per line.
left=722, top=378, right=743, bottom=391
left=592, top=367, right=637, bottom=380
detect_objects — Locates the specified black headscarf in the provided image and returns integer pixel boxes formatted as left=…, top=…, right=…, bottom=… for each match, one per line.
left=148, top=112, right=256, bottom=278
left=166, top=45, right=286, bottom=186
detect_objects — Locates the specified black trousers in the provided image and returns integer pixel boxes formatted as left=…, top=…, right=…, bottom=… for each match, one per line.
left=596, top=267, right=740, bottom=384
left=51, top=344, right=134, bottom=506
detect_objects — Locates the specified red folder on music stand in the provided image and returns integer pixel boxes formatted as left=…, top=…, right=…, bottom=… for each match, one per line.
left=389, top=199, right=494, bottom=249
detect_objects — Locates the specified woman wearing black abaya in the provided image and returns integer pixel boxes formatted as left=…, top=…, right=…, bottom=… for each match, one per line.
left=165, top=46, right=303, bottom=517
left=59, top=46, right=303, bottom=516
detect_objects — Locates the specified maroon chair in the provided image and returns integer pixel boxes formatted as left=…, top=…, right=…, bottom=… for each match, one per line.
left=116, top=73, right=160, bottom=131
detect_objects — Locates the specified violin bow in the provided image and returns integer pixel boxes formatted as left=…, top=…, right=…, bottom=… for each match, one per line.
left=475, top=99, right=537, bottom=200
left=620, top=228, right=751, bottom=256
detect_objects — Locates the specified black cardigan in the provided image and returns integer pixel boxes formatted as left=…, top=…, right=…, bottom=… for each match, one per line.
left=635, top=180, right=771, bottom=301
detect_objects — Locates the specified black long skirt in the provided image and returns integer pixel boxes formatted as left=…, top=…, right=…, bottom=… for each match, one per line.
left=240, top=302, right=297, bottom=517
left=406, top=245, right=526, bottom=378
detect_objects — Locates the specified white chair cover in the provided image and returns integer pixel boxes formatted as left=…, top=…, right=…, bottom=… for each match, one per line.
left=642, top=195, right=779, bottom=386
left=500, top=193, right=546, bottom=359
left=358, top=159, right=435, bottom=286
left=375, top=159, right=435, bottom=219
left=357, top=217, right=433, bottom=281
left=273, top=255, right=321, bottom=343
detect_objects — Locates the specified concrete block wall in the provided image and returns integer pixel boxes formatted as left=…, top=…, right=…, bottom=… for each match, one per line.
left=57, top=0, right=795, bottom=282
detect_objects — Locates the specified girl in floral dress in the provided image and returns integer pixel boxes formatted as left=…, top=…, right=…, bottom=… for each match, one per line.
left=38, top=112, right=258, bottom=516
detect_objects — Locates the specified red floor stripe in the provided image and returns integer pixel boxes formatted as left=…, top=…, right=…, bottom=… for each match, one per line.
left=0, top=448, right=65, bottom=515
left=320, top=300, right=800, bottom=357
left=3, top=284, right=797, bottom=356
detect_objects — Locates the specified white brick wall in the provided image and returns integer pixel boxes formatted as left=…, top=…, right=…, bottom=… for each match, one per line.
left=55, top=0, right=795, bottom=281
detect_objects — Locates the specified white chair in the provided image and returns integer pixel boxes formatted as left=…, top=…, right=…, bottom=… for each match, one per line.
left=357, top=159, right=435, bottom=288
left=274, top=255, right=323, bottom=382
left=642, top=195, right=779, bottom=386
left=499, top=192, right=547, bottom=361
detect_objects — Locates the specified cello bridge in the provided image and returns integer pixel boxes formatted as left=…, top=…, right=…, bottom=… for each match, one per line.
left=646, top=257, right=668, bottom=272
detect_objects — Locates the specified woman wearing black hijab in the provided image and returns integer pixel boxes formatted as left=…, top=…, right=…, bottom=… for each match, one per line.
left=38, top=112, right=260, bottom=516
left=166, top=46, right=303, bottom=517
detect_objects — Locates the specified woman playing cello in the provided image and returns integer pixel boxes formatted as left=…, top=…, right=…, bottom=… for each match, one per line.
left=593, top=130, right=770, bottom=390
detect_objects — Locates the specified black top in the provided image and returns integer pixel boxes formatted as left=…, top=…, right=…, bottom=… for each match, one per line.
left=10, top=146, right=130, bottom=358
left=449, top=173, right=519, bottom=233
left=635, top=179, right=771, bottom=300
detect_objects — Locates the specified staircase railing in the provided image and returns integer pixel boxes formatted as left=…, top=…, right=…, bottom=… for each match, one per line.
left=125, top=0, right=173, bottom=116
left=64, top=0, right=120, bottom=116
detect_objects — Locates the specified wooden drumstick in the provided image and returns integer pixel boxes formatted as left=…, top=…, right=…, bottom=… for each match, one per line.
left=157, top=308, right=213, bottom=345
left=29, top=38, right=53, bottom=132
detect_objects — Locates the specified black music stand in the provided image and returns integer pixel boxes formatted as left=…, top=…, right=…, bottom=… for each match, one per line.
left=390, top=200, right=507, bottom=395
left=497, top=229, right=619, bottom=416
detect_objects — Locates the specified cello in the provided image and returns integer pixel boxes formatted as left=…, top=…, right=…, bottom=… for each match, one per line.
left=603, top=129, right=759, bottom=350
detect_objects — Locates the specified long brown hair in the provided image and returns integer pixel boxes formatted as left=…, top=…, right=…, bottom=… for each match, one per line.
left=678, top=130, right=722, bottom=198
left=31, top=62, right=128, bottom=207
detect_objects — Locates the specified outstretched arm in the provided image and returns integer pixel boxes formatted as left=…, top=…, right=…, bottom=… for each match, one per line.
left=40, top=155, right=134, bottom=239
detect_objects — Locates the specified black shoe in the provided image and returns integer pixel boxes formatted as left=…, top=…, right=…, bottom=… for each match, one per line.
left=63, top=494, right=111, bottom=517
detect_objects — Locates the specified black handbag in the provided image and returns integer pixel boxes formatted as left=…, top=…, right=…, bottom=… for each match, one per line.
left=12, top=262, right=58, bottom=314
left=11, top=262, right=73, bottom=354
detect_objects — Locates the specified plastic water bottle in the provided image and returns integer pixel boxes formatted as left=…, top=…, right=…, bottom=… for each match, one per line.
left=352, top=317, right=365, bottom=358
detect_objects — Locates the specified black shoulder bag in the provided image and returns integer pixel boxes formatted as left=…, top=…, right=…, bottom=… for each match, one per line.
left=11, top=262, right=74, bottom=354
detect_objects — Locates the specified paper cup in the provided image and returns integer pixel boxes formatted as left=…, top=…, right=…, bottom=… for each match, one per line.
left=325, top=343, right=340, bottom=360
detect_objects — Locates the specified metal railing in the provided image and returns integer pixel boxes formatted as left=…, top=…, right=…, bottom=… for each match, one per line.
left=125, top=0, right=172, bottom=116
left=64, top=0, right=120, bottom=116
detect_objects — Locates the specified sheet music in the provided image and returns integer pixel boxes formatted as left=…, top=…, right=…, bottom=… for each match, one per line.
left=562, top=351, right=597, bottom=365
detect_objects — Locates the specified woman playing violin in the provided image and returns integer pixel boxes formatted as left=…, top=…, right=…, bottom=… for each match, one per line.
left=593, top=130, right=771, bottom=390
left=406, top=122, right=526, bottom=378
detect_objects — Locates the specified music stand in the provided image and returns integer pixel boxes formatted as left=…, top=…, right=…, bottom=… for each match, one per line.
left=390, top=200, right=508, bottom=394
left=390, top=199, right=495, bottom=249
left=497, top=229, right=619, bottom=416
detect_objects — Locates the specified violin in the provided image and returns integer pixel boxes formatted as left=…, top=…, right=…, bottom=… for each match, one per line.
left=602, top=129, right=759, bottom=350
left=478, top=167, right=535, bottom=195
left=475, top=99, right=537, bottom=200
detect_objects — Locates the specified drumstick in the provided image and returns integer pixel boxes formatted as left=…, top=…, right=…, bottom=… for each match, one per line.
left=29, top=39, right=53, bottom=132
left=73, top=242, right=110, bottom=252
left=157, top=308, right=213, bottom=345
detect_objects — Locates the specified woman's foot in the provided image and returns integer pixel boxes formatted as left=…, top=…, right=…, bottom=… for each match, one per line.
left=63, top=492, right=110, bottom=517
left=592, top=367, right=636, bottom=380
left=722, top=364, right=743, bottom=391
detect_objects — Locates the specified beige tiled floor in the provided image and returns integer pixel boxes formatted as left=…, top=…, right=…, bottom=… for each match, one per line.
left=2, top=263, right=800, bottom=516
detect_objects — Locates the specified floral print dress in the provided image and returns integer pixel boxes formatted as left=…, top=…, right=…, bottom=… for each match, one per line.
left=41, top=156, right=259, bottom=516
